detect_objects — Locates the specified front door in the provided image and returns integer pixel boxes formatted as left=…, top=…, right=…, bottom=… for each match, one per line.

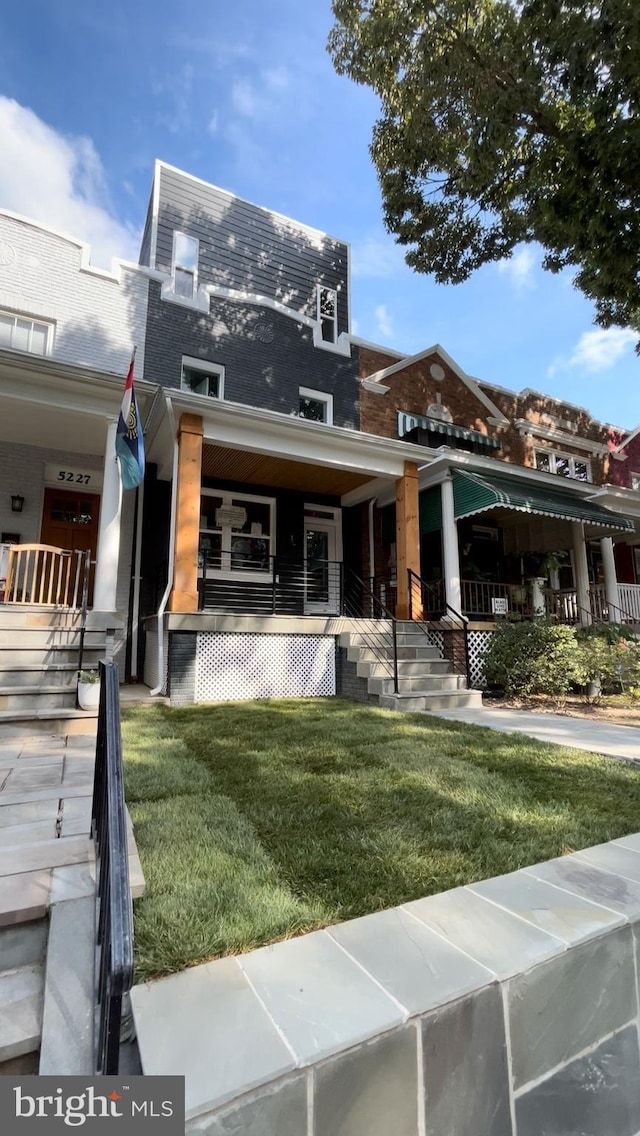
left=304, top=518, right=341, bottom=614
left=40, top=488, right=100, bottom=603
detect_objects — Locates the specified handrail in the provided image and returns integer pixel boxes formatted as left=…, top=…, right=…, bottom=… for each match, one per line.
left=76, top=549, right=92, bottom=683
left=343, top=565, right=399, bottom=693
left=407, top=569, right=471, bottom=686
left=4, top=544, right=84, bottom=607
left=91, top=661, right=134, bottom=1075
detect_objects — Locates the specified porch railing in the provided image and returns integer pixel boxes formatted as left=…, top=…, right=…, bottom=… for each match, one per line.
left=200, top=554, right=345, bottom=615
left=618, top=584, right=640, bottom=623
left=544, top=585, right=640, bottom=626
left=408, top=570, right=471, bottom=687
left=91, top=661, right=134, bottom=1075
left=3, top=544, right=85, bottom=607
left=460, top=579, right=533, bottom=620
left=343, top=566, right=399, bottom=693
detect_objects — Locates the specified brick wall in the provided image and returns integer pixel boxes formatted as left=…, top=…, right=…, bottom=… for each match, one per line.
left=0, top=213, right=148, bottom=376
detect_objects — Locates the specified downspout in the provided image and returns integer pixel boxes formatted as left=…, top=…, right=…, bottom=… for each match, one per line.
left=130, top=385, right=162, bottom=681
left=150, top=397, right=178, bottom=696
left=368, top=497, right=377, bottom=583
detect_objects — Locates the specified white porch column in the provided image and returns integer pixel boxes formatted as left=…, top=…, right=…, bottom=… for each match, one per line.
left=601, top=536, right=620, bottom=623
left=441, top=476, right=462, bottom=614
left=93, top=419, right=122, bottom=613
left=571, top=521, right=592, bottom=625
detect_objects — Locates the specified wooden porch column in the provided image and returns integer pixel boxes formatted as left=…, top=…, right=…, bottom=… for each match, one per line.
left=169, top=413, right=203, bottom=613
left=395, top=461, right=421, bottom=619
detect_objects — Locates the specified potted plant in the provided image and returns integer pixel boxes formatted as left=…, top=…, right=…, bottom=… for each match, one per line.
left=77, top=669, right=100, bottom=711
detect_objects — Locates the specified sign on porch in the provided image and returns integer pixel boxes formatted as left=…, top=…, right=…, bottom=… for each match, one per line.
left=215, top=505, right=247, bottom=530
left=491, top=597, right=509, bottom=615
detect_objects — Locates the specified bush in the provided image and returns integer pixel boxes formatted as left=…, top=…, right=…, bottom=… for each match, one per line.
left=576, top=628, right=640, bottom=695
left=484, top=619, right=585, bottom=698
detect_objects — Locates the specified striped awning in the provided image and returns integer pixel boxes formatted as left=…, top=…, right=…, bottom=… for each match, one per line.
left=398, top=411, right=500, bottom=449
left=452, top=470, right=634, bottom=532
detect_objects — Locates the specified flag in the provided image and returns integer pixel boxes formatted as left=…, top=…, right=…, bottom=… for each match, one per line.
left=116, top=355, right=145, bottom=490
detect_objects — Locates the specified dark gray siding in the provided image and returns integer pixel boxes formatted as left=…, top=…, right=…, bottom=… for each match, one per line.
left=154, top=165, right=349, bottom=335
left=143, top=283, right=360, bottom=429
left=138, top=199, right=153, bottom=268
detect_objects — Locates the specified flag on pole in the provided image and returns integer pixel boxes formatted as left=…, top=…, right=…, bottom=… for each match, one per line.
left=116, top=354, right=145, bottom=490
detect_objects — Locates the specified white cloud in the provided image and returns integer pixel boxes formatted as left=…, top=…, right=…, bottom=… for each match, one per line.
left=208, top=110, right=219, bottom=135
left=375, top=304, right=393, bottom=339
left=547, top=327, right=637, bottom=378
left=263, top=67, right=290, bottom=91
left=0, top=97, right=138, bottom=267
left=231, top=80, right=259, bottom=118
left=497, top=245, right=536, bottom=289
left=351, top=233, right=406, bottom=279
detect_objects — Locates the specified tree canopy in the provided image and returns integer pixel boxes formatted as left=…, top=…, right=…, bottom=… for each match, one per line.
left=329, top=1, right=640, bottom=333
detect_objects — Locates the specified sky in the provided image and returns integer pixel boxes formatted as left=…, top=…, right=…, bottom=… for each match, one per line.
left=0, top=0, right=637, bottom=429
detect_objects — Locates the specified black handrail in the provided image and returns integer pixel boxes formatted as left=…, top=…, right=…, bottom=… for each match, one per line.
left=343, top=565, right=399, bottom=693
left=75, top=549, right=92, bottom=684
left=91, top=661, right=134, bottom=1075
left=407, top=569, right=471, bottom=687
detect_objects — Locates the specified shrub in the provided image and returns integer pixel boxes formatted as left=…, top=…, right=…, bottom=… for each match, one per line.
left=484, top=619, right=585, bottom=699
left=576, top=628, right=640, bottom=694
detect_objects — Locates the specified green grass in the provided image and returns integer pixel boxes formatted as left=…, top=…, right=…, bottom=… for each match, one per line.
left=122, top=698, right=640, bottom=981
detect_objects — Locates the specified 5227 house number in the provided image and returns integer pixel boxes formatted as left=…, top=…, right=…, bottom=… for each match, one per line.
left=57, top=471, right=92, bottom=485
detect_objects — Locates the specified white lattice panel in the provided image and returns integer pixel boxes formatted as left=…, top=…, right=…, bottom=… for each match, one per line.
left=195, top=633, right=336, bottom=702
left=467, top=629, right=495, bottom=688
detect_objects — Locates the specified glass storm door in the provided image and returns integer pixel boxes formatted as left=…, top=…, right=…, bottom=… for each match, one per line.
left=304, top=521, right=340, bottom=614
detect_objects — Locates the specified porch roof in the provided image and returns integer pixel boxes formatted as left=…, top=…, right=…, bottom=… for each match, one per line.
left=452, top=470, right=634, bottom=533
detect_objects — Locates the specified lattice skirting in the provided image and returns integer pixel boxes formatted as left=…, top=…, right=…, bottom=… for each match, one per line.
left=467, top=629, right=495, bottom=689
left=194, top=632, right=336, bottom=702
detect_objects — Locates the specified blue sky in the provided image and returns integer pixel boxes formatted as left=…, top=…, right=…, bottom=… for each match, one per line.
left=0, top=0, right=637, bottom=428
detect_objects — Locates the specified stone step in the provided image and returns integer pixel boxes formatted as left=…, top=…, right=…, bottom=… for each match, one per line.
left=356, top=658, right=453, bottom=679
left=378, top=689, right=484, bottom=713
left=0, top=710, right=98, bottom=739
left=348, top=644, right=441, bottom=664
left=39, top=896, right=95, bottom=1075
left=0, top=666, right=79, bottom=690
left=0, top=647, right=105, bottom=668
left=368, top=674, right=468, bottom=696
left=0, top=918, right=48, bottom=972
left=0, top=608, right=82, bottom=630
left=0, top=628, right=105, bottom=649
left=0, top=688, right=78, bottom=712
left=0, top=963, right=44, bottom=1062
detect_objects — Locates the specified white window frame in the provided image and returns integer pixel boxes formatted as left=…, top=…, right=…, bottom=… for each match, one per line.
left=181, top=356, right=225, bottom=400
left=298, top=386, right=333, bottom=425
left=316, top=285, right=337, bottom=345
left=199, top=488, right=275, bottom=582
left=172, top=231, right=199, bottom=300
left=0, top=310, right=53, bottom=356
left=631, top=474, right=640, bottom=492
left=534, top=448, right=592, bottom=482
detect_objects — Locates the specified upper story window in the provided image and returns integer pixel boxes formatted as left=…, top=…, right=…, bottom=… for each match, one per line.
left=631, top=474, right=640, bottom=492
left=299, top=387, right=333, bottom=425
left=0, top=310, right=52, bottom=356
left=181, top=356, right=224, bottom=399
left=535, top=448, right=591, bottom=482
left=172, top=232, right=199, bottom=299
left=317, top=285, right=337, bottom=344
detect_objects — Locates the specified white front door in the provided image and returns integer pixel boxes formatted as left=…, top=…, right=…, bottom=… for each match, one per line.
left=304, top=517, right=341, bottom=614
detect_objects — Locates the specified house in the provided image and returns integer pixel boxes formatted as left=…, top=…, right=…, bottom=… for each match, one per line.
left=1, top=160, right=639, bottom=715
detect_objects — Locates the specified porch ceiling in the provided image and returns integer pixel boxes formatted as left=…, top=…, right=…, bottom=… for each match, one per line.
left=201, top=444, right=375, bottom=497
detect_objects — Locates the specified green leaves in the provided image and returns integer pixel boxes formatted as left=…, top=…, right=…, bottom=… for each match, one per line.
left=329, top=0, right=640, bottom=334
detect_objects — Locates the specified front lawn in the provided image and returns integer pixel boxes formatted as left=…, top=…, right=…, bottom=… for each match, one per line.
left=122, top=699, right=640, bottom=981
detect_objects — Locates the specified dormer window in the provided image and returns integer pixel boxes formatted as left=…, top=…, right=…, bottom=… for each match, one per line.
left=534, top=449, right=591, bottom=482
left=172, top=232, right=198, bottom=299
left=317, top=285, right=337, bottom=344
left=0, top=310, right=52, bottom=355
left=181, top=356, right=224, bottom=399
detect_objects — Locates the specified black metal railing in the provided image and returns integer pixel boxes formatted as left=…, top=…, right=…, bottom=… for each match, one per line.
left=200, top=554, right=345, bottom=616
left=91, top=661, right=134, bottom=1075
left=343, top=565, right=399, bottom=693
left=408, top=569, right=471, bottom=686
left=76, top=549, right=93, bottom=682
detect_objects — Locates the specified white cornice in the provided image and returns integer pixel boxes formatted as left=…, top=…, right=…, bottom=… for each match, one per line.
left=513, top=419, right=611, bottom=456
left=361, top=378, right=390, bottom=394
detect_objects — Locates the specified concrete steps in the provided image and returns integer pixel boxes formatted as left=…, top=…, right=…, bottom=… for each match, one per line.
left=0, top=710, right=98, bottom=739
left=0, top=665, right=79, bottom=689
left=0, top=687, right=78, bottom=712
left=0, top=919, right=48, bottom=1066
left=379, top=690, right=484, bottom=713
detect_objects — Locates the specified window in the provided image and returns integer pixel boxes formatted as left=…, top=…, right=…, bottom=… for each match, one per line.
left=299, top=386, right=333, bottom=425
left=172, top=232, right=199, bottom=299
left=0, top=311, right=52, bottom=355
left=534, top=449, right=591, bottom=482
left=199, top=489, right=275, bottom=578
left=181, top=356, right=224, bottom=399
left=316, top=285, right=337, bottom=344
left=631, top=474, right=640, bottom=492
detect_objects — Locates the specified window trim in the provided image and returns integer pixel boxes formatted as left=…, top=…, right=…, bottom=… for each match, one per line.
left=199, top=487, right=275, bottom=582
left=534, top=448, right=592, bottom=482
left=172, top=231, right=199, bottom=300
left=299, top=386, right=334, bottom=426
left=316, top=285, right=337, bottom=345
left=0, top=309, right=54, bottom=356
left=181, top=356, right=225, bottom=400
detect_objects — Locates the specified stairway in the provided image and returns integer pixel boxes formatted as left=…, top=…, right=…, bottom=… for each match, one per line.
left=341, top=620, right=483, bottom=712
left=0, top=919, right=47, bottom=1073
left=0, top=607, right=106, bottom=737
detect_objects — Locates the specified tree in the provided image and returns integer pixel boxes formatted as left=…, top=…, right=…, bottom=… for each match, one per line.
left=329, top=1, right=640, bottom=333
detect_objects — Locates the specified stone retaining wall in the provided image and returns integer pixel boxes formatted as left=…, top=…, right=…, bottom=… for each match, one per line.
left=131, top=833, right=640, bottom=1135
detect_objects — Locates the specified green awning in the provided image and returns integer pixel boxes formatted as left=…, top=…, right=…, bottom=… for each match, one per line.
left=452, top=470, right=634, bottom=532
left=398, top=411, right=500, bottom=449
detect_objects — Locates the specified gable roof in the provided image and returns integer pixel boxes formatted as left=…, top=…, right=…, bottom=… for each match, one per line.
left=362, top=343, right=510, bottom=426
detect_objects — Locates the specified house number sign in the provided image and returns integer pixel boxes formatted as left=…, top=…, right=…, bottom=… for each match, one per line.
left=44, top=463, right=103, bottom=490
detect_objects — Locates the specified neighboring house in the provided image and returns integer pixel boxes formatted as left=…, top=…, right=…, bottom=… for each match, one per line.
left=1, top=161, right=639, bottom=709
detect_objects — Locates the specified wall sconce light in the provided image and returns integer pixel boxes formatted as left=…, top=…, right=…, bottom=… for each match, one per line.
left=10, top=494, right=24, bottom=514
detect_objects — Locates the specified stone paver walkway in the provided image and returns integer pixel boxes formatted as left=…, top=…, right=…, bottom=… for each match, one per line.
left=428, top=706, right=640, bottom=764
left=0, top=730, right=144, bottom=926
